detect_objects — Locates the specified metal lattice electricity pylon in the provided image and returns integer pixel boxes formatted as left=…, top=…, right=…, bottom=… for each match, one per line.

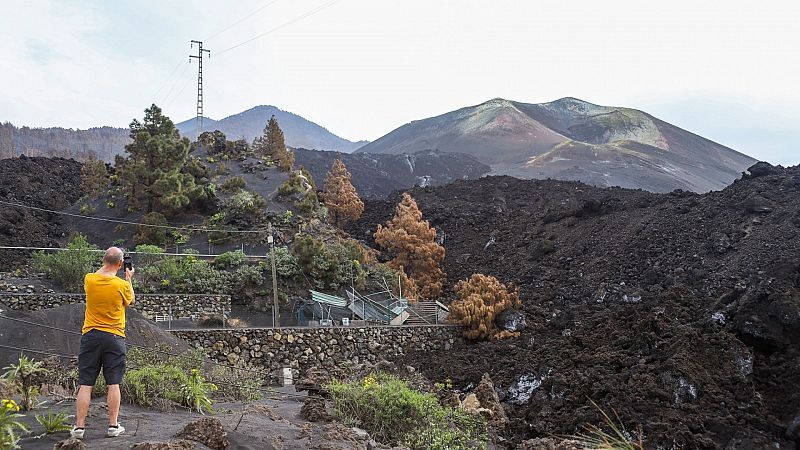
left=189, top=40, right=211, bottom=140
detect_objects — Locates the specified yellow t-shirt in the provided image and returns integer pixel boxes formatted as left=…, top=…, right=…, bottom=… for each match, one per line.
left=82, top=273, right=134, bottom=337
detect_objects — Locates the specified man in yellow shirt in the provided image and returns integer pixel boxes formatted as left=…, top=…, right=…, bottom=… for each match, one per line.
left=71, top=247, right=134, bottom=439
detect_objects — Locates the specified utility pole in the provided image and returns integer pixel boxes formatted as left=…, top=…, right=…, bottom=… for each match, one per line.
left=189, top=40, right=210, bottom=140
left=269, top=223, right=280, bottom=327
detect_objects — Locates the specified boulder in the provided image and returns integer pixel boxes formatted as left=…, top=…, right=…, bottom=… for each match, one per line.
left=495, top=308, right=527, bottom=332
left=744, top=161, right=781, bottom=178
left=53, top=437, right=87, bottom=450
left=300, top=395, right=331, bottom=422
left=473, top=373, right=509, bottom=428
left=176, top=417, right=229, bottom=450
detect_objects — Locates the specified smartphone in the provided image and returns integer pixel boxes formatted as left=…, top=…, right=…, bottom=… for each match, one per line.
left=123, top=255, right=133, bottom=272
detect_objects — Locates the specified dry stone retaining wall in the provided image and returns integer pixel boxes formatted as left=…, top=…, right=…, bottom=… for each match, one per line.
left=171, top=326, right=463, bottom=375
left=0, top=293, right=230, bottom=320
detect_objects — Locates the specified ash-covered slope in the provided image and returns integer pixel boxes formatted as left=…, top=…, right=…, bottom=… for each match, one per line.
left=294, top=148, right=490, bottom=198
left=0, top=156, right=84, bottom=269
left=357, top=97, right=757, bottom=193
left=176, top=106, right=367, bottom=153
left=349, top=162, right=800, bottom=448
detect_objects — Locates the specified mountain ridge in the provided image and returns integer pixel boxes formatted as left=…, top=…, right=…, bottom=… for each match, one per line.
left=357, top=97, right=757, bottom=192
left=175, top=105, right=367, bottom=153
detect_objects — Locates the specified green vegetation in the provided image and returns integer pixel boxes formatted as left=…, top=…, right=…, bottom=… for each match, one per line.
left=115, top=104, right=210, bottom=216
left=265, top=246, right=300, bottom=278
left=221, top=190, right=267, bottom=228
left=278, top=172, right=306, bottom=197
left=2, top=356, right=46, bottom=412
left=253, top=115, right=293, bottom=171
left=80, top=158, right=109, bottom=198
left=132, top=246, right=263, bottom=297
left=328, top=373, right=487, bottom=450
left=0, top=399, right=28, bottom=450
left=34, top=411, right=71, bottom=434
left=79, top=203, right=96, bottom=216
left=33, top=234, right=98, bottom=292
left=181, top=369, right=217, bottom=414
left=213, top=250, right=245, bottom=269
left=220, top=176, right=247, bottom=193
left=571, top=400, right=644, bottom=450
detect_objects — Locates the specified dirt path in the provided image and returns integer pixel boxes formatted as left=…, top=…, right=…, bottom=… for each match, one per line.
left=18, top=388, right=361, bottom=450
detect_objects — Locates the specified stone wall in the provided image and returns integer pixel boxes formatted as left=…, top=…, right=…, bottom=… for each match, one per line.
left=171, top=325, right=463, bottom=375
left=0, top=293, right=231, bottom=320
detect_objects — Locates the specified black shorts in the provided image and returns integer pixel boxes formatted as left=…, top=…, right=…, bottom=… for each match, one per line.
left=78, top=329, right=127, bottom=386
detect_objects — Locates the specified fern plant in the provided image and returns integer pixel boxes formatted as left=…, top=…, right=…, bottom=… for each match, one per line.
left=35, top=411, right=71, bottom=434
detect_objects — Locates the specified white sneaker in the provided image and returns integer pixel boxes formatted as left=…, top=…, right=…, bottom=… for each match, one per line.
left=107, top=423, right=125, bottom=437
left=70, top=426, right=85, bottom=439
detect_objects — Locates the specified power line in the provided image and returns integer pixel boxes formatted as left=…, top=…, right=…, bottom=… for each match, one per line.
left=204, top=0, right=281, bottom=42
left=0, top=199, right=266, bottom=234
left=159, top=62, right=192, bottom=106
left=216, top=0, right=344, bottom=56
left=152, top=58, right=185, bottom=101
left=0, top=246, right=270, bottom=259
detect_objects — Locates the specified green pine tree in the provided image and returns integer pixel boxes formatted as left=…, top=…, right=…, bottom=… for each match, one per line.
left=115, top=104, right=208, bottom=215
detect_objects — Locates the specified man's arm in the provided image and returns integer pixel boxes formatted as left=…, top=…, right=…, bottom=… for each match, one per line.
left=124, top=268, right=135, bottom=306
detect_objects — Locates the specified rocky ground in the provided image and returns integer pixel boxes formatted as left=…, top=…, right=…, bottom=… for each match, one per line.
left=349, top=162, right=800, bottom=449
left=17, top=390, right=374, bottom=450
left=0, top=156, right=84, bottom=270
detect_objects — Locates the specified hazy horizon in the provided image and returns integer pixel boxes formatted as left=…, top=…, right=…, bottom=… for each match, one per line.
left=1, top=0, right=798, bottom=165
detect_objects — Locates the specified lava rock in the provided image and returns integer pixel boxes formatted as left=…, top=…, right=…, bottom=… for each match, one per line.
left=176, top=417, right=229, bottom=450
left=786, top=412, right=800, bottom=442
left=745, top=161, right=781, bottom=178
left=473, top=373, right=509, bottom=428
left=53, top=437, right=87, bottom=450
left=495, top=309, right=527, bottom=332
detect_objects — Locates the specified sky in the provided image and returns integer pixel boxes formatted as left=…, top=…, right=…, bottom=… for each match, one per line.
left=1, top=0, right=798, bottom=165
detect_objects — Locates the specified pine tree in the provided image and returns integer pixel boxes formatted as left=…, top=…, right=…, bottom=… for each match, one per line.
left=254, top=115, right=293, bottom=171
left=321, top=159, right=364, bottom=227
left=80, top=158, right=109, bottom=198
left=115, top=104, right=207, bottom=215
left=374, top=193, right=445, bottom=299
left=447, top=274, right=521, bottom=340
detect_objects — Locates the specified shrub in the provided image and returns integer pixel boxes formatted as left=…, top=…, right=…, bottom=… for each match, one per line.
left=277, top=173, right=306, bottom=197
left=135, top=212, right=169, bottom=246
left=2, top=355, right=46, bottom=411
left=571, top=400, right=644, bottom=450
left=181, top=369, right=217, bottom=414
left=220, top=176, right=247, bottom=193
left=223, top=190, right=267, bottom=227
left=214, top=250, right=246, bottom=269
left=267, top=246, right=300, bottom=278
left=295, top=190, right=321, bottom=214
left=291, top=235, right=346, bottom=289
left=209, top=367, right=264, bottom=403
left=328, top=373, right=486, bottom=449
left=79, top=203, right=96, bottom=215
left=122, top=365, right=187, bottom=407
left=33, top=234, right=98, bottom=292
left=35, top=411, right=71, bottom=433
left=0, top=399, right=29, bottom=450
left=447, top=274, right=522, bottom=340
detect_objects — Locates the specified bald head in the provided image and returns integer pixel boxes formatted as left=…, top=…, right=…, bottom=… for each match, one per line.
left=102, top=247, right=124, bottom=266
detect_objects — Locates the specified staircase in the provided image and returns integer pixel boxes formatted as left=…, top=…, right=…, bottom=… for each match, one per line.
left=404, top=301, right=440, bottom=325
